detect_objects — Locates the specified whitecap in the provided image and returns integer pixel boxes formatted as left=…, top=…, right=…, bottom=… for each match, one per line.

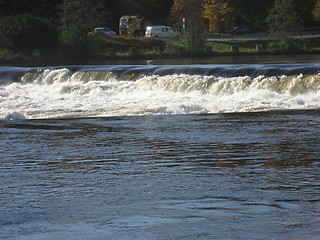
left=4, top=112, right=27, bottom=120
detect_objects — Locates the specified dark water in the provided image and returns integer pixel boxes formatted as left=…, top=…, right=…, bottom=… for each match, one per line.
left=1, top=62, right=320, bottom=239
left=1, top=111, right=319, bottom=240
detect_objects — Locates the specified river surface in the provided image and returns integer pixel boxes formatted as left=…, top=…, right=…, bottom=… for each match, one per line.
left=0, top=62, right=319, bottom=239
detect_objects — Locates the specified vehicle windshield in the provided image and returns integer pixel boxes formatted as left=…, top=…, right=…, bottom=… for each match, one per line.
left=120, top=19, right=127, bottom=25
left=95, top=28, right=111, bottom=32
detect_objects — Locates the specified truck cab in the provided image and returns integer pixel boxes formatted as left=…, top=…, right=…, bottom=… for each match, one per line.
left=119, top=16, right=144, bottom=37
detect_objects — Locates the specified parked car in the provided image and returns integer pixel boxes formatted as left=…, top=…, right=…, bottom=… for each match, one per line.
left=145, top=26, right=180, bottom=38
left=89, top=27, right=116, bottom=37
left=227, top=26, right=249, bottom=34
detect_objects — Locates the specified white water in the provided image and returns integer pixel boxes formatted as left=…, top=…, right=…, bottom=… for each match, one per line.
left=1, top=68, right=320, bottom=119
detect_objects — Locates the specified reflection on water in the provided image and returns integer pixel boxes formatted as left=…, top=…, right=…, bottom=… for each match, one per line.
left=0, top=111, right=319, bottom=239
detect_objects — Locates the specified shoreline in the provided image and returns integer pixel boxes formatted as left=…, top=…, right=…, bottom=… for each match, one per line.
left=1, top=51, right=320, bottom=67
left=1, top=36, right=320, bottom=67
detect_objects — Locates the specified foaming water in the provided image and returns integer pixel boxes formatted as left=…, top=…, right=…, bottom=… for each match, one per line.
left=0, top=64, right=319, bottom=119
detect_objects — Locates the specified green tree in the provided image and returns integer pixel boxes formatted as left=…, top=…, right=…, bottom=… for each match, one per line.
left=170, top=0, right=205, bottom=54
left=139, top=0, right=174, bottom=24
left=267, top=0, right=302, bottom=38
left=229, top=0, right=273, bottom=31
left=0, top=14, right=58, bottom=51
left=296, top=0, right=318, bottom=27
left=0, top=0, right=62, bottom=27
left=62, top=0, right=110, bottom=30
left=59, top=0, right=111, bottom=60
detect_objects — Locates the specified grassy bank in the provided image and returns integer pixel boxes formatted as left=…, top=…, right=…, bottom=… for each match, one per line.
left=207, top=37, right=320, bottom=53
left=1, top=36, right=320, bottom=66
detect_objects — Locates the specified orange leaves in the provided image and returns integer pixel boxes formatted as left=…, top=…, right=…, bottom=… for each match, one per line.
left=313, top=0, right=320, bottom=21
left=202, top=0, right=232, bottom=33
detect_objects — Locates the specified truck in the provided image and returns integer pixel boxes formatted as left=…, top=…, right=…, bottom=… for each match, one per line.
left=145, top=26, right=180, bottom=38
left=119, top=15, right=145, bottom=37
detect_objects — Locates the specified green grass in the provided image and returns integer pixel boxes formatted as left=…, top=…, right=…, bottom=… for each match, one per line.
left=206, top=37, right=320, bottom=53
left=207, top=40, right=270, bottom=53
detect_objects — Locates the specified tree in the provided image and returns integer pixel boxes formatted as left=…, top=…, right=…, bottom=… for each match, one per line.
left=295, top=0, right=318, bottom=27
left=60, top=0, right=111, bottom=53
left=139, top=0, right=174, bottom=24
left=0, top=14, right=58, bottom=51
left=203, top=0, right=232, bottom=33
left=267, top=0, right=302, bottom=38
left=0, top=0, right=63, bottom=28
left=313, top=0, right=320, bottom=21
left=62, top=0, right=110, bottom=31
left=228, top=0, right=273, bottom=31
left=170, top=0, right=205, bottom=54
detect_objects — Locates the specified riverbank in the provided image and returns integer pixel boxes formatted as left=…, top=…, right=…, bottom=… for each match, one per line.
left=1, top=36, right=320, bottom=67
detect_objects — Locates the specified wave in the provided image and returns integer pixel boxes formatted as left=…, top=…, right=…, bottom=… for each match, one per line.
left=0, top=64, right=319, bottom=119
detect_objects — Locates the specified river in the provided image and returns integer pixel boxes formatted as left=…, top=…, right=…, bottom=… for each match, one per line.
left=0, top=61, right=319, bottom=239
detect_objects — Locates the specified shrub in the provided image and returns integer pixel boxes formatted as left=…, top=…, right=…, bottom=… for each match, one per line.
left=267, top=39, right=301, bottom=53
left=0, top=14, right=58, bottom=51
left=180, top=30, right=206, bottom=54
left=165, top=40, right=185, bottom=55
left=59, top=25, right=104, bottom=61
left=267, top=0, right=302, bottom=38
left=170, top=0, right=206, bottom=55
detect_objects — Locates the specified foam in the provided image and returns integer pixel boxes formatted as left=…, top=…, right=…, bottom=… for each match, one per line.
left=0, top=68, right=319, bottom=119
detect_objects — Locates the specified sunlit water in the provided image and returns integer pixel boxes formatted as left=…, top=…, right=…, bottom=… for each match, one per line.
left=0, top=64, right=319, bottom=239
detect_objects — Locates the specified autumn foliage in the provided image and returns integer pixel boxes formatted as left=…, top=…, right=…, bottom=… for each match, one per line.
left=203, top=0, right=232, bottom=33
left=313, top=0, right=320, bottom=21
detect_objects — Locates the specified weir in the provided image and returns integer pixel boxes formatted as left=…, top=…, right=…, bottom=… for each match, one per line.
left=1, top=64, right=319, bottom=119
left=0, top=64, right=320, bottom=84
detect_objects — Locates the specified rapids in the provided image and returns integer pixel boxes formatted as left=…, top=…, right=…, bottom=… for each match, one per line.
left=0, top=64, right=319, bottom=119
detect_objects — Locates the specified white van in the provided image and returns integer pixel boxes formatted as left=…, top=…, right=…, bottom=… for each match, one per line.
left=145, top=26, right=180, bottom=38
